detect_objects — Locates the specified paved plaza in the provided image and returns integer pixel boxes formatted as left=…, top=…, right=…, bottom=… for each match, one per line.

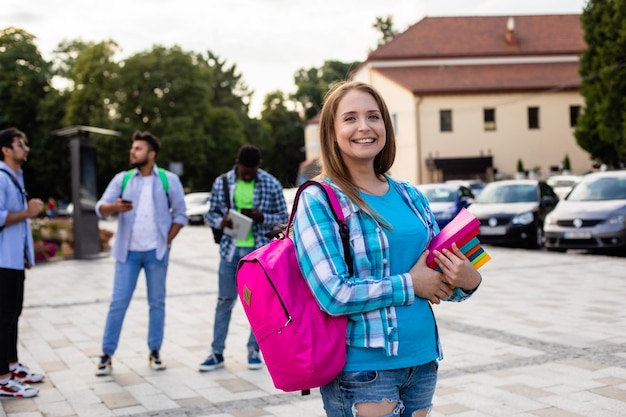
left=1, top=218, right=625, bottom=417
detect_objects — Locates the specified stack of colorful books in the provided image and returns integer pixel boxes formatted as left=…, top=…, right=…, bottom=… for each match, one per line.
left=426, top=208, right=491, bottom=272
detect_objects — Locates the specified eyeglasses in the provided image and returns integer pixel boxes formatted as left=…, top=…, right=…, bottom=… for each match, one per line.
left=13, top=140, right=28, bottom=149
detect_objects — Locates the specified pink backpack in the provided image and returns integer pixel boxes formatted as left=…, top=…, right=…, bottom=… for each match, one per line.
left=236, top=181, right=351, bottom=394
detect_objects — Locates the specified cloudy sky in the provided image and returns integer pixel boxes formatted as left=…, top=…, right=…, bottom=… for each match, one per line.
left=2, top=0, right=587, bottom=116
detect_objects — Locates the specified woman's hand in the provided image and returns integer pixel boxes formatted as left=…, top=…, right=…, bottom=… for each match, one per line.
left=408, top=250, right=453, bottom=304
left=432, top=243, right=481, bottom=292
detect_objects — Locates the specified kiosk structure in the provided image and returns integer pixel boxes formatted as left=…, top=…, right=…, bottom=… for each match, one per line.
left=52, top=126, right=121, bottom=259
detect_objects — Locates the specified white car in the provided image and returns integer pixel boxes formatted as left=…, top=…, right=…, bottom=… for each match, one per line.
left=283, top=187, right=298, bottom=214
left=546, top=175, right=581, bottom=200
left=185, top=192, right=211, bottom=225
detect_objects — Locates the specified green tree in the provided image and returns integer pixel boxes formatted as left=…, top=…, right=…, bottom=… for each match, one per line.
left=206, top=50, right=252, bottom=117
left=0, top=27, right=64, bottom=201
left=260, top=91, right=305, bottom=186
left=562, top=154, right=571, bottom=171
left=63, top=40, right=120, bottom=127
left=0, top=27, right=51, bottom=136
left=292, top=60, right=360, bottom=120
left=373, top=15, right=398, bottom=47
left=112, top=45, right=216, bottom=191
left=576, top=0, right=626, bottom=167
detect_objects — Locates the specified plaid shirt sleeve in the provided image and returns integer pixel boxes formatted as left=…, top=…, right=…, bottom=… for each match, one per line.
left=293, top=184, right=414, bottom=317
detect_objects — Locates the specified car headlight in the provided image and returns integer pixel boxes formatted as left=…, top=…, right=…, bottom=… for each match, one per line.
left=602, top=214, right=626, bottom=225
left=512, top=211, right=534, bottom=225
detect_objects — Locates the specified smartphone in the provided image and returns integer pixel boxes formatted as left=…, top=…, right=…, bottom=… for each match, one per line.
left=121, top=199, right=132, bottom=204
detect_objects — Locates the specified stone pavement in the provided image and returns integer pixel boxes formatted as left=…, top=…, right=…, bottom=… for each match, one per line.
left=1, top=218, right=625, bottom=417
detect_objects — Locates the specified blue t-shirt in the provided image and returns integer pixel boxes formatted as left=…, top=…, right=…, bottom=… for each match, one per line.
left=345, top=184, right=439, bottom=371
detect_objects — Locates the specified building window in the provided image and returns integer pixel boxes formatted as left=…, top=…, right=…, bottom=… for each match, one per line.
left=440, top=109, right=452, bottom=132
left=528, top=106, right=540, bottom=129
left=391, top=112, right=398, bottom=134
left=484, top=108, right=496, bottom=131
left=570, top=105, right=580, bottom=127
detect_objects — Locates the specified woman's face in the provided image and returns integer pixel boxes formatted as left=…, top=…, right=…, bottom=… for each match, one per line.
left=333, top=89, right=386, bottom=167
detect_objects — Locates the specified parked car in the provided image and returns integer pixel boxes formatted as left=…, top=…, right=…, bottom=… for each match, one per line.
left=544, top=171, right=626, bottom=252
left=445, top=179, right=487, bottom=197
left=185, top=192, right=211, bottom=225
left=546, top=174, right=581, bottom=200
left=417, top=183, right=474, bottom=229
left=282, top=187, right=299, bottom=214
left=467, top=179, right=559, bottom=248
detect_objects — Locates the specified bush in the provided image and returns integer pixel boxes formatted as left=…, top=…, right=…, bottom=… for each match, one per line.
left=30, top=218, right=114, bottom=261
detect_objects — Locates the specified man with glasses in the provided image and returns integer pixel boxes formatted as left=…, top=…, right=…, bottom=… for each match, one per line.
left=94, top=131, right=187, bottom=376
left=0, top=127, right=44, bottom=398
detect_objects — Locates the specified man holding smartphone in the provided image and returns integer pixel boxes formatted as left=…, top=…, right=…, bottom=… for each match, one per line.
left=94, top=131, right=187, bottom=376
left=199, top=145, right=288, bottom=372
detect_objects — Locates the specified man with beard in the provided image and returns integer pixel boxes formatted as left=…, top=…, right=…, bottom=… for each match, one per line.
left=0, top=128, right=44, bottom=398
left=94, top=131, right=187, bottom=376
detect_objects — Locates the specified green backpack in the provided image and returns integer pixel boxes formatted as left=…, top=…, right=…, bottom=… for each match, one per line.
left=120, top=168, right=170, bottom=205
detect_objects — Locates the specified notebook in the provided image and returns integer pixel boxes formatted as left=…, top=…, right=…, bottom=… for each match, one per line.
left=223, top=209, right=253, bottom=240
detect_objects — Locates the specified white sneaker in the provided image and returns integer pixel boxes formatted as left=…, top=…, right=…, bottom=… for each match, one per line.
left=0, top=378, right=39, bottom=398
left=149, top=350, right=166, bottom=371
left=11, top=363, right=44, bottom=384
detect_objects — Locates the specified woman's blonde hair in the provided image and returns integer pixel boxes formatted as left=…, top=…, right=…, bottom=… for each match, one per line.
left=317, top=81, right=396, bottom=221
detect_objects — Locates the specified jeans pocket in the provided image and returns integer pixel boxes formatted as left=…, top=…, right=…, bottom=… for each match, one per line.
left=338, top=370, right=378, bottom=387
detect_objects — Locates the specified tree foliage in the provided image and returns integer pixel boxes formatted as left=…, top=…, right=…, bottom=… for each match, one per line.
left=0, top=27, right=51, bottom=136
left=260, top=91, right=304, bottom=186
left=373, top=15, right=398, bottom=47
left=0, top=27, right=58, bottom=200
left=0, top=26, right=355, bottom=206
left=576, top=0, right=626, bottom=167
left=292, top=60, right=360, bottom=121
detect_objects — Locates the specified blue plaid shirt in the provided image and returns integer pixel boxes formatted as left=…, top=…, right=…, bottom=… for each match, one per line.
left=206, top=168, right=288, bottom=262
left=293, top=177, right=476, bottom=356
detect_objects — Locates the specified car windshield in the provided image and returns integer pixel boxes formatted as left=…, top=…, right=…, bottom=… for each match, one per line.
left=420, top=187, right=456, bottom=203
left=469, top=183, right=486, bottom=194
left=566, top=176, right=626, bottom=201
left=475, top=183, right=537, bottom=203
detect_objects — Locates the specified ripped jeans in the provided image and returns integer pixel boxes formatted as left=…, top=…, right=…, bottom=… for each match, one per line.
left=211, top=246, right=258, bottom=354
left=320, top=361, right=438, bottom=417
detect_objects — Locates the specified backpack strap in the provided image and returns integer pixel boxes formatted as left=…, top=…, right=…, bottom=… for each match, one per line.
left=157, top=168, right=169, bottom=194
left=120, top=168, right=170, bottom=207
left=289, top=180, right=353, bottom=276
left=120, top=168, right=136, bottom=196
left=0, top=168, right=28, bottom=232
left=221, top=174, right=230, bottom=210
left=0, top=169, right=26, bottom=198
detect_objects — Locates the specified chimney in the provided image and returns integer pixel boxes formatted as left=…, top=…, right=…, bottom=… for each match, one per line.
left=505, top=16, right=518, bottom=46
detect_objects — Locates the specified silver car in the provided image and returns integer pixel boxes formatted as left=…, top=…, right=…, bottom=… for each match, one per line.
left=544, top=171, right=626, bottom=252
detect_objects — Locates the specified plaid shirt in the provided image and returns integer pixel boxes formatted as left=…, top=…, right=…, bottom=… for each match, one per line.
left=206, top=167, right=288, bottom=262
left=293, top=177, right=476, bottom=356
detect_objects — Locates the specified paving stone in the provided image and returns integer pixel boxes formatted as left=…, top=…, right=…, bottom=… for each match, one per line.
left=1, top=223, right=625, bottom=417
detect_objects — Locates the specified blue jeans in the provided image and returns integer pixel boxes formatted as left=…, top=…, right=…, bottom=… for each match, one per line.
left=102, top=249, right=169, bottom=355
left=320, top=361, right=438, bottom=417
left=211, top=247, right=258, bottom=354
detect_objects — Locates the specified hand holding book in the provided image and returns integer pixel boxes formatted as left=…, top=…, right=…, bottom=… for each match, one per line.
left=426, top=208, right=488, bottom=298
